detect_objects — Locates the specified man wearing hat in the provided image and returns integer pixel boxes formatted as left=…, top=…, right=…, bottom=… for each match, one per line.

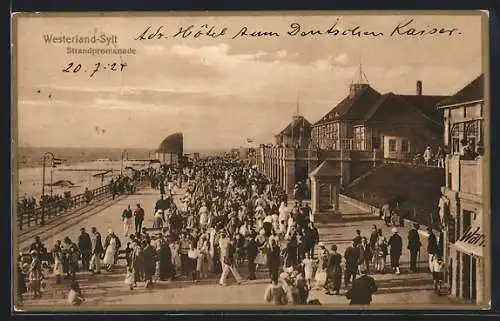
left=122, top=205, right=133, bottom=237
left=388, top=227, right=403, bottom=275
left=426, top=227, right=439, bottom=272
left=78, top=228, right=92, bottom=271
left=29, top=236, right=47, bottom=261
left=90, top=227, right=103, bottom=274
left=407, top=223, right=422, bottom=273
left=345, top=265, right=378, bottom=305
left=267, top=238, right=281, bottom=283
left=244, top=234, right=258, bottom=280
left=344, top=241, right=360, bottom=286
left=134, top=203, right=145, bottom=234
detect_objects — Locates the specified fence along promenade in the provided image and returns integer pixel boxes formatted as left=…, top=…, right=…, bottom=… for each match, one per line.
left=16, top=184, right=117, bottom=231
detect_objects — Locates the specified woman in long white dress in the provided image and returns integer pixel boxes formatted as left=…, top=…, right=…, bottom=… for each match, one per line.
left=103, top=236, right=118, bottom=271
left=153, top=210, right=164, bottom=229
left=52, top=245, right=64, bottom=284
left=169, top=240, right=181, bottom=277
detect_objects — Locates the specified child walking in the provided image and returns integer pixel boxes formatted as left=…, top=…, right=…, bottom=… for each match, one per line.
left=301, top=252, right=315, bottom=289
left=124, top=266, right=135, bottom=290
left=67, top=281, right=84, bottom=306
left=431, top=255, right=444, bottom=294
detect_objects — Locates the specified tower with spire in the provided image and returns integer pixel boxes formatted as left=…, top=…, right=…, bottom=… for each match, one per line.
left=292, top=91, right=302, bottom=121
left=349, top=50, right=370, bottom=98
left=275, top=91, right=312, bottom=148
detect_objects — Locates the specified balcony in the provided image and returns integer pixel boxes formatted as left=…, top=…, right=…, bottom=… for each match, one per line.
left=446, top=154, right=483, bottom=197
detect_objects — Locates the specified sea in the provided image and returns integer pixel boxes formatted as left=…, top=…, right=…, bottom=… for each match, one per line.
left=15, top=146, right=228, bottom=200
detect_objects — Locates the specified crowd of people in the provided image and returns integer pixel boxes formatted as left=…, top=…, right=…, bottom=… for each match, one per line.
left=15, top=155, right=446, bottom=307
left=17, top=173, right=145, bottom=230
left=17, top=193, right=73, bottom=218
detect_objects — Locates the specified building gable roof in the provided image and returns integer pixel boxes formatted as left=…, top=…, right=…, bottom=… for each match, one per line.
left=362, top=93, right=444, bottom=126
left=397, top=95, right=448, bottom=121
left=437, top=74, right=484, bottom=108
left=309, top=160, right=341, bottom=178
left=313, top=85, right=381, bottom=126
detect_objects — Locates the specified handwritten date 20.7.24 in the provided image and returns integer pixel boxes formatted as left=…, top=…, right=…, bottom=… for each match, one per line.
left=62, top=62, right=128, bottom=77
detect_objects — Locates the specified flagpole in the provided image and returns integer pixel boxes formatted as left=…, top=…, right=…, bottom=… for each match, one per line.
left=41, top=151, right=55, bottom=225
left=50, top=163, right=54, bottom=197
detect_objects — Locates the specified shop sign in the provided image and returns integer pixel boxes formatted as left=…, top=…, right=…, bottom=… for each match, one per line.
left=457, top=225, right=486, bottom=247
left=453, top=222, right=486, bottom=257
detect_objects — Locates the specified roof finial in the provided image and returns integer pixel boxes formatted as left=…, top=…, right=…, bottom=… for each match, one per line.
left=294, top=91, right=301, bottom=117
left=357, top=48, right=369, bottom=84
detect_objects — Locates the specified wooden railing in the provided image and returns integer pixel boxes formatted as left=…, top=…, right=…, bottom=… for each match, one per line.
left=16, top=184, right=116, bottom=231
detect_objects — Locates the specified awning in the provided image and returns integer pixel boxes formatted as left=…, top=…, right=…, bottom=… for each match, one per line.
left=452, top=240, right=483, bottom=257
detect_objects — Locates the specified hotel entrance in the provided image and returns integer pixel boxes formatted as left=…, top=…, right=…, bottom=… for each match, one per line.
left=462, top=253, right=477, bottom=301
left=452, top=207, right=483, bottom=303
left=295, top=163, right=309, bottom=198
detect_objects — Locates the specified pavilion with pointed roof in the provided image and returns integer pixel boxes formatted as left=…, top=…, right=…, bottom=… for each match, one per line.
left=309, top=160, right=342, bottom=217
left=275, top=94, right=312, bottom=148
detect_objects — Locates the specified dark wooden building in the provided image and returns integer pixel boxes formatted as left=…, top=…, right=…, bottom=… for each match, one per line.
left=311, top=80, right=447, bottom=160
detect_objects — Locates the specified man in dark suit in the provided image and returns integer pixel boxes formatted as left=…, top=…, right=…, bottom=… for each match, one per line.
left=134, top=204, right=145, bottom=234
left=344, top=241, right=360, bottom=286
left=353, top=229, right=362, bottom=247
left=90, top=227, right=104, bottom=274
left=345, top=265, right=378, bottom=305
left=245, top=235, right=258, bottom=280
left=369, top=225, right=378, bottom=256
left=388, top=228, right=403, bottom=275
left=427, top=227, right=439, bottom=271
left=267, top=239, right=281, bottom=282
left=408, top=223, right=422, bottom=272
left=309, top=222, right=320, bottom=258
left=78, top=228, right=92, bottom=271
left=326, top=244, right=343, bottom=295
left=358, top=237, right=372, bottom=273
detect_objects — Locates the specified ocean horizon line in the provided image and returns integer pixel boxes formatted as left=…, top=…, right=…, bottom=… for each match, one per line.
left=17, top=146, right=241, bottom=151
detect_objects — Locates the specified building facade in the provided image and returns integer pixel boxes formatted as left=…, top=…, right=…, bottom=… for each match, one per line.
left=258, top=77, right=447, bottom=199
left=437, top=74, right=486, bottom=304
left=311, top=80, right=446, bottom=161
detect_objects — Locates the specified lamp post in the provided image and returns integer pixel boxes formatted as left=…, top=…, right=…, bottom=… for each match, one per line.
left=340, top=139, right=344, bottom=187
left=50, top=163, right=54, bottom=197
left=41, top=152, right=54, bottom=225
left=373, top=148, right=377, bottom=168
left=120, top=149, right=128, bottom=176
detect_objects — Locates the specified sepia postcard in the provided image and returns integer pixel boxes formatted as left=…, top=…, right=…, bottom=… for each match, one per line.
left=11, top=11, right=490, bottom=312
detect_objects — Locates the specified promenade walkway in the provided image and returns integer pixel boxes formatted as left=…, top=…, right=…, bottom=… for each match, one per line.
left=17, top=188, right=470, bottom=310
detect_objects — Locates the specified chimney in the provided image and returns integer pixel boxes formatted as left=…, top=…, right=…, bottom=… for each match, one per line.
left=416, top=80, right=422, bottom=95
left=349, top=83, right=369, bottom=99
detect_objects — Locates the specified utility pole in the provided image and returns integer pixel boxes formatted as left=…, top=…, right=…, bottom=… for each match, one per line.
left=340, top=139, right=344, bottom=187
left=50, top=162, right=54, bottom=197
left=41, top=155, right=46, bottom=225
left=121, top=150, right=127, bottom=176
left=41, top=152, right=55, bottom=225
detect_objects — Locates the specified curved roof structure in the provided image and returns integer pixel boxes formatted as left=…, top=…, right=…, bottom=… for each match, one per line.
left=157, top=132, right=183, bottom=154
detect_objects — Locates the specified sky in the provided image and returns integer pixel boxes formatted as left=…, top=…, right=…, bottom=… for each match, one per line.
left=14, top=13, right=485, bottom=150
